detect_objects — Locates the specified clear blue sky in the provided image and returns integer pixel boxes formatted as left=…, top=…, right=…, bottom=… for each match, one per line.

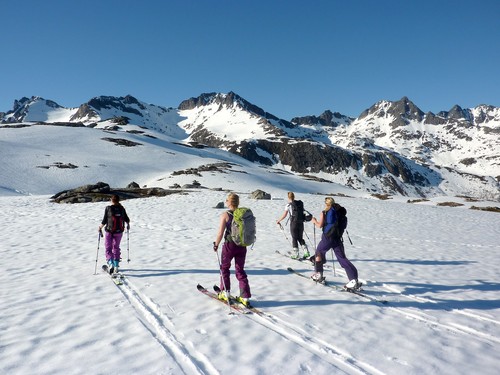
left=2, top=0, right=499, bottom=119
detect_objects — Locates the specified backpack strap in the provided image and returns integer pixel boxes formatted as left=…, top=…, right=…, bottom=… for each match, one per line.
left=224, top=210, right=234, bottom=242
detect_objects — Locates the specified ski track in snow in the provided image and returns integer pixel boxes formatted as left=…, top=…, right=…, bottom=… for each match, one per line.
left=110, top=273, right=219, bottom=375
left=250, top=312, right=386, bottom=375
left=2, top=192, right=499, bottom=374
left=116, top=270, right=384, bottom=375
left=279, top=252, right=500, bottom=346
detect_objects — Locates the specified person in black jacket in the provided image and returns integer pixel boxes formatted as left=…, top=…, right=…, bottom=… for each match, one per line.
left=98, top=195, right=130, bottom=274
left=276, top=192, right=310, bottom=259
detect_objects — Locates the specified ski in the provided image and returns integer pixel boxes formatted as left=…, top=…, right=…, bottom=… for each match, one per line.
left=102, top=264, right=124, bottom=285
left=196, top=284, right=249, bottom=314
left=341, top=287, right=388, bottom=304
left=287, top=266, right=333, bottom=287
left=287, top=267, right=388, bottom=304
left=275, top=250, right=313, bottom=264
left=212, top=285, right=265, bottom=316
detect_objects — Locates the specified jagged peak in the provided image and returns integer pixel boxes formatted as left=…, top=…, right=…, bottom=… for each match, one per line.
left=388, top=96, right=424, bottom=119
left=436, top=104, right=472, bottom=122
left=179, top=91, right=250, bottom=110
left=179, top=91, right=275, bottom=119
left=12, top=96, right=62, bottom=110
left=291, top=109, right=352, bottom=127
left=359, top=96, right=424, bottom=123
left=86, top=95, right=142, bottom=109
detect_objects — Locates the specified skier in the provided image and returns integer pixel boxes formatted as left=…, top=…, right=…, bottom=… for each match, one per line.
left=310, top=197, right=361, bottom=290
left=276, top=192, right=310, bottom=259
left=98, top=194, right=130, bottom=274
left=213, top=192, right=252, bottom=307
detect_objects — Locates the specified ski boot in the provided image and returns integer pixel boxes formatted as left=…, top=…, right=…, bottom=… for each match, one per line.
left=311, top=272, right=326, bottom=284
left=290, top=247, right=300, bottom=259
left=217, top=290, right=230, bottom=302
left=236, top=296, right=251, bottom=308
left=344, top=279, right=362, bottom=291
left=302, top=244, right=310, bottom=259
left=107, top=260, right=114, bottom=274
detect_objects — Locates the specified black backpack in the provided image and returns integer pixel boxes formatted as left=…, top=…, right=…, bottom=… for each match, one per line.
left=325, top=203, right=347, bottom=240
left=290, top=200, right=305, bottom=222
left=107, top=205, right=125, bottom=233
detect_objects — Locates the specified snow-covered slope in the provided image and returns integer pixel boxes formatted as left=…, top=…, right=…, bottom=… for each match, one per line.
left=331, top=98, right=500, bottom=177
left=1, top=186, right=499, bottom=374
left=1, top=93, right=499, bottom=200
left=0, top=122, right=353, bottom=197
left=1, top=96, right=499, bottom=374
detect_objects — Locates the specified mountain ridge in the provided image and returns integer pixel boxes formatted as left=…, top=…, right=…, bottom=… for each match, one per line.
left=1, top=93, right=499, bottom=200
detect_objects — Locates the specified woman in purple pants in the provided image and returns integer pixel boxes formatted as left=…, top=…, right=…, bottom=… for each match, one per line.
left=311, top=197, right=361, bottom=290
left=213, top=193, right=251, bottom=307
left=98, top=194, right=130, bottom=274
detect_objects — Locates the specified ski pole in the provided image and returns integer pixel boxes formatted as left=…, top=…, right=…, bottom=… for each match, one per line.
left=313, top=226, right=317, bottom=252
left=345, top=230, right=353, bottom=245
left=303, top=228, right=314, bottom=249
left=94, top=231, right=102, bottom=275
left=127, top=227, right=130, bottom=263
left=330, top=249, right=337, bottom=277
left=214, top=242, right=232, bottom=314
left=278, top=222, right=292, bottom=247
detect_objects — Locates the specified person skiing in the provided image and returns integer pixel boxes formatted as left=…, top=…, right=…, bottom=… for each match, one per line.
left=213, top=192, right=252, bottom=307
left=276, top=192, right=310, bottom=259
left=98, top=194, right=130, bottom=274
left=310, top=197, right=361, bottom=290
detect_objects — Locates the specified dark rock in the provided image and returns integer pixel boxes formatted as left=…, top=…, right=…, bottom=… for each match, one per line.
left=51, top=182, right=182, bottom=203
left=127, top=181, right=140, bottom=189
left=250, top=190, right=271, bottom=200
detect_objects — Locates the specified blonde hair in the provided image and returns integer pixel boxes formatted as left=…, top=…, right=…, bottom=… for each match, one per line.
left=324, top=197, right=335, bottom=211
left=288, top=192, right=295, bottom=200
left=226, top=193, right=239, bottom=208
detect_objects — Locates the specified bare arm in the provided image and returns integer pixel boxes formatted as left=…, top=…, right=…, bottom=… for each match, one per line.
left=276, top=209, right=288, bottom=224
left=277, top=203, right=291, bottom=224
left=214, top=212, right=230, bottom=251
left=312, top=211, right=325, bottom=229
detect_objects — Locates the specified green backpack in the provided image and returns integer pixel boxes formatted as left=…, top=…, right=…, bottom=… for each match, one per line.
left=228, top=208, right=256, bottom=247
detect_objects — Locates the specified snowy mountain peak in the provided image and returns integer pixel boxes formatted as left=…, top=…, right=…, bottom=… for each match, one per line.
left=3, top=96, right=75, bottom=123
left=178, top=91, right=287, bottom=124
left=1, top=92, right=499, bottom=200
left=69, top=95, right=149, bottom=123
left=436, top=105, right=471, bottom=122
left=359, top=96, right=424, bottom=125
left=291, top=109, right=353, bottom=127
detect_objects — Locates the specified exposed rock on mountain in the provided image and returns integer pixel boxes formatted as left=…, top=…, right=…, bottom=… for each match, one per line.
left=291, top=110, right=353, bottom=127
left=1, top=92, right=499, bottom=200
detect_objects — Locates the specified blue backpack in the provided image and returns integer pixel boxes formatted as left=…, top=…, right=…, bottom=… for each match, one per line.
left=324, top=204, right=347, bottom=240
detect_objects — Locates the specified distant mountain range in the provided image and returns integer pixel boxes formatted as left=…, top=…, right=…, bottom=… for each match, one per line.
left=1, top=93, right=499, bottom=200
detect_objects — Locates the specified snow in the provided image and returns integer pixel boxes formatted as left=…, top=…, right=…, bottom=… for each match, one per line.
left=1, top=123, right=500, bottom=374
left=2, top=192, right=499, bottom=375
left=179, top=103, right=269, bottom=141
left=18, top=99, right=78, bottom=123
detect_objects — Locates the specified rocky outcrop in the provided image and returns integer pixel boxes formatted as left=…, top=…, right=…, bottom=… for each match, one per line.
left=50, top=182, right=183, bottom=203
left=250, top=189, right=271, bottom=200
left=291, top=110, right=353, bottom=127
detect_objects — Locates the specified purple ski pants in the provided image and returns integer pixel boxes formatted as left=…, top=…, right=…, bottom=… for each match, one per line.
left=104, top=231, right=123, bottom=262
left=315, top=234, right=358, bottom=281
left=219, top=241, right=251, bottom=298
